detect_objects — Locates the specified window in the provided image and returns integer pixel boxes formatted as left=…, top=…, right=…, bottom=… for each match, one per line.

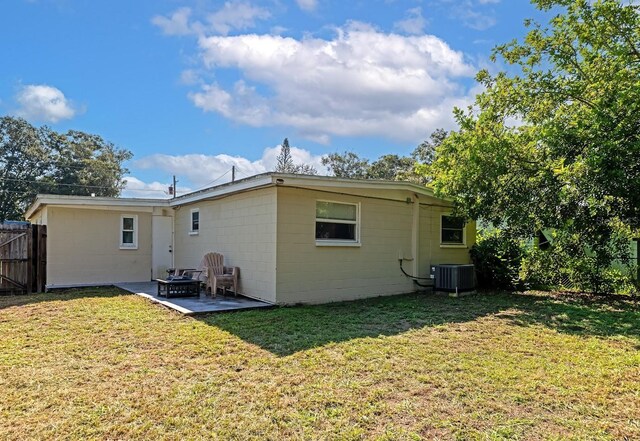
left=190, top=208, right=200, bottom=234
left=441, top=214, right=465, bottom=245
left=120, top=215, right=138, bottom=249
left=315, top=201, right=359, bottom=244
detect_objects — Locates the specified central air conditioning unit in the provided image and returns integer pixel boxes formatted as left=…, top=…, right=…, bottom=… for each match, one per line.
left=430, top=264, right=475, bottom=295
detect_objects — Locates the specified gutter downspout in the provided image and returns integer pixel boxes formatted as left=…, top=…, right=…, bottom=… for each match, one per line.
left=411, top=193, right=421, bottom=288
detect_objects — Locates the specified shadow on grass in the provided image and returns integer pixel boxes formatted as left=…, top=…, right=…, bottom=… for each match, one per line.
left=506, top=292, right=640, bottom=341
left=0, top=286, right=132, bottom=310
left=199, top=291, right=640, bottom=357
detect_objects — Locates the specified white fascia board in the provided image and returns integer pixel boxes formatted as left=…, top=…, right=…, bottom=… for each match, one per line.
left=271, top=173, right=438, bottom=198
left=167, top=173, right=444, bottom=207
left=25, top=195, right=169, bottom=219
left=170, top=174, right=275, bottom=207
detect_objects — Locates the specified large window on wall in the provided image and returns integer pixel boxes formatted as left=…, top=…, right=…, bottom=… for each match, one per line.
left=120, top=215, right=138, bottom=249
left=315, top=201, right=359, bottom=244
left=441, top=214, right=465, bottom=245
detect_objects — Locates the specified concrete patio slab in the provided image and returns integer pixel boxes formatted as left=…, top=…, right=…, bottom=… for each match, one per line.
left=115, top=282, right=274, bottom=315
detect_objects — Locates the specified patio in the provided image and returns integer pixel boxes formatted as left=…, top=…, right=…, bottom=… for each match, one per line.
left=115, top=281, right=274, bottom=315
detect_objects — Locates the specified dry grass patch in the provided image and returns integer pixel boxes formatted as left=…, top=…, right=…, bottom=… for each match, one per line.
left=0, top=288, right=638, bottom=440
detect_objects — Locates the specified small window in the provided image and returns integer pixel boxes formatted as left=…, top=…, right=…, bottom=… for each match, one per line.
left=120, top=215, right=138, bottom=249
left=316, top=201, right=358, bottom=243
left=441, top=214, right=465, bottom=245
left=190, top=208, right=200, bottom=234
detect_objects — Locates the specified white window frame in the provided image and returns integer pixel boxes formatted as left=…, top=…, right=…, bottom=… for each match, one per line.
left=119, top=214, right=138, bottom=250
left=440, top=213, right=466, bottom=248
left=189, top=208, right=200, bottom=235
left=315, top=200, right=361, bottom=247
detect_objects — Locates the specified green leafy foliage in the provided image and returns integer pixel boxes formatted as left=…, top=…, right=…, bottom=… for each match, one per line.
left=429, top=0, right=640, bottom=293
left=366, top=154, right=415, bottom=180
left=470, top=229, right=527, bottom=290
left=521, top=229, right=639, bottom=295
left=321, top=129, right=446, bottom=183
left=0, top=117, right=50, bottom=222
left=321, top=151, right=369, bottom=178
left=0, top=116, right=132, bottom=221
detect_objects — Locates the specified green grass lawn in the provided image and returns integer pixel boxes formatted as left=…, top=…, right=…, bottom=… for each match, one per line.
left=1, top=289, right=638, bottom=440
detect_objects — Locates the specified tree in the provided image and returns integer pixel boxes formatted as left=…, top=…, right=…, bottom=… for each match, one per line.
left=412, top=128, right=447, bottom=164
left=274, top=138, right=317, bottom=174
left=321, top=131, right=448, bottom=183
left=366, top=154, right=415, bottom=180
left=0, top=117, right=50, bottom=222
left=274, top=137, right=294, bottom=172
left=0, top=116, right=132, bottom=221
left=321, top=151, right=369, bottom=179
left=41, top=129, right=132, bottom=196
left=429, top=0, right=640, bottom=292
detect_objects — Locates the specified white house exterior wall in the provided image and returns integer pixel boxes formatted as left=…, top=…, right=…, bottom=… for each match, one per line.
left=418, top=205, right=476, bottom=276
left=173, top=187, right=278, bottom=303
left=44, top=206, right=153, bottom=287
left=275, top=186, right=417, bottom=304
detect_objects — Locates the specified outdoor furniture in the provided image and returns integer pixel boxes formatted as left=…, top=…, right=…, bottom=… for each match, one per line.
left=174, top=268, right=204, bottom=281
left=157, top=278, right=201, bottom=298
left=201, top=252, right=239, bottom=297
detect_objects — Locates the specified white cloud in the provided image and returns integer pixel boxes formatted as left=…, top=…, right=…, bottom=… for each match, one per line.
left=189, top=22, right=476, bottom=142
left=437, top=0, right=498, bottom=30
left=179, top=69, right=202, bottom=85
left=394, top=7, right=427, bottom=35
left=121, top=176, right=175, bottom=199
left=296, top=0, right=318, bottom=12
left=460, top=8, right=496, bottom=31
left=132, top=144, right=327, bottom=191
left=207, top=1, right=270, bottom=35
left=15, top=84, right=78, bottom=123
left=151, top=7, right=195, bottom=36
left=152, top=1, right=270, bottom=36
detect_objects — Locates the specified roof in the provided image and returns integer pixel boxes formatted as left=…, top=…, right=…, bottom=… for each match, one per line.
left=170, top=172, right=437, bottom=205
left=24, top=194, right=170, bottom=219
left=25, top=173, right=440, bottom=219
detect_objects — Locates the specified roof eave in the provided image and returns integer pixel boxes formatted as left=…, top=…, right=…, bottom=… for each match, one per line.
left=24, top=194, right=170, bottom=220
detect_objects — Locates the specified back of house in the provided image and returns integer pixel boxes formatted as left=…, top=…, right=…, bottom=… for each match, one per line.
left=25, top=173, right=475, bottom=304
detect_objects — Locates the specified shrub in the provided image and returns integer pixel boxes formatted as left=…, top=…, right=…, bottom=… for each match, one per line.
left=520, top=230, right=638, bottom=296
left=469, top=230, right=526, bottom=290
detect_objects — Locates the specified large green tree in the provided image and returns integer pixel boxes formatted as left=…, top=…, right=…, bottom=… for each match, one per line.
left=0, top=117, right=51, bottom=222
left=321, top=129, right=445, bottom=182
left=41, top=128, right=132, bottom=196
left=321, top=151, right=370, bottom=179
left=0, top=116, right=132, bottom=221
left=430, top=0, right=640, bottom=291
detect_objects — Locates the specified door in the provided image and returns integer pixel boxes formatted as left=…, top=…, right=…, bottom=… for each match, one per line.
left=152, top=216, right=173, bottom=279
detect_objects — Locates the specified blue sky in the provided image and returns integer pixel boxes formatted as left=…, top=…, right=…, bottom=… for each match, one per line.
left=1, top=0, right=544, bottom=197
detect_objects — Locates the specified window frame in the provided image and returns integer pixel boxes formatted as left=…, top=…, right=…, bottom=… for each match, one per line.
left=440, top=213, right=466, bottom=247
left=315, top=200, right=361, bottom=247
left=189, top=208, right=200, bottom=235
left=119, top=214, right=138, bottom=250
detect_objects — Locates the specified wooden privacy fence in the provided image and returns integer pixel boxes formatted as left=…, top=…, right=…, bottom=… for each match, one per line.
left=0, top=223, right=46, bottom=295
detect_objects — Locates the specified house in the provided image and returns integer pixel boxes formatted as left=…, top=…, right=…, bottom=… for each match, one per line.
left=25, top=173, right=475, bottom=304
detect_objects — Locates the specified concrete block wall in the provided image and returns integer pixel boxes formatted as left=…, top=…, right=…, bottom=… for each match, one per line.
left=174, top=187, right=277, bottom=303
left=275, top=187, right=416, bottom=304
left=46, top=207, right=153, bottom=286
